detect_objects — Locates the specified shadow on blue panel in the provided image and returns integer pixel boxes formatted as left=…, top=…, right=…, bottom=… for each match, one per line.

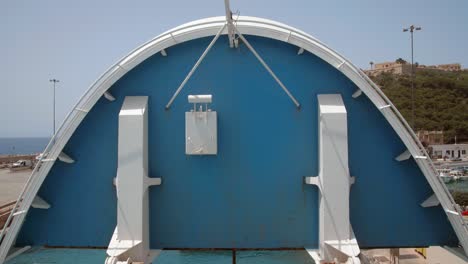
left=5, top=248, right=315, bottom=264
left=5, top=247, right=106, bottom=264
left=153, top=250, right=315, bottom=264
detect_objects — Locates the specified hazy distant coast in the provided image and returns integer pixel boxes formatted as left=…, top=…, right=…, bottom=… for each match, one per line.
left=0, top=137, right=49, bottom=155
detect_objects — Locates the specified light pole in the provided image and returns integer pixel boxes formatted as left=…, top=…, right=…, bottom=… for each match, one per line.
left=49, top=79, right=59, bottom=136
left=403, top=25, right=421, bottom=130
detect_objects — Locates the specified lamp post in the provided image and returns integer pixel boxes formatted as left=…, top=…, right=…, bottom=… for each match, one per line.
left=49, top=79, right=59, bottom=136
left=403, top=25, right=422, bottom=130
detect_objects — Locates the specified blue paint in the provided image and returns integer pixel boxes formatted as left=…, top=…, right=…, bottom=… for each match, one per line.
left=5, top=248, right=314, bottom=264
left=155, top=250, right=315, bottom=264
left=16, top=35, right=457, bottom=249
left=5, top=248, right=106, bottom=264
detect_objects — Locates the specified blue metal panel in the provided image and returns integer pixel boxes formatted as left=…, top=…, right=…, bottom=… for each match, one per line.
left=17, top=36, right=457, bottom=249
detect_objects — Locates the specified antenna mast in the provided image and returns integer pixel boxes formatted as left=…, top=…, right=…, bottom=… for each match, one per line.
left=224, top=0, right=235, bottom=48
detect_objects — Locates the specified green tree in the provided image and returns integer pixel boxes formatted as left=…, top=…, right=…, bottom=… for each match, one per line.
left=395, top=58, right=407, bottom=64
left=370, top=69, right=468, bottom=143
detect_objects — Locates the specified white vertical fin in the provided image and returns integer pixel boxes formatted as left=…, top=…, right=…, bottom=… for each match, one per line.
left=304, top=176, right=320, bottom=191
left=106, top=96, right=161, bottom=264
left=31, top=196, right=50, bottom=209
left=58, top=152, right=74, bottom=163
left=352, top=89, right=362, bottom=98
left=421, top=194, right=440, bottom=208
left=313, top=94, right=360, bottom=263
left=395, top=149, right=412, bottom=161
left=104, top=91, right=115, bottom=102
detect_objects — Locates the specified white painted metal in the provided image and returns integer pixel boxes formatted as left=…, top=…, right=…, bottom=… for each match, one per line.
left=31, top=196, right=50, bottom=209
left=305, top=249, right=322, bottom=263
left=224, top=0, right=235, bottom=48
left=75, top=108, right=89, bottom=113
left=421, top=194, right=440, bottom=208
left=160, top=49, right=167, bottom=56
left=11, top=210, right=26, bottom=216
left=232, top=24, right=301, bottom=109
left=305, top=94, right=360, bottom=263
left=446, top=209, right=460, bottom=215
left=414, top=155, right=428, bottom=159
left=351, top=89, right=362, bottom=99
left=1, top=17, right=466, bottom=262
left=105, top=96, right=161, bottom=264
left=304, top=176, right=319, bottom=187
left=165, top=24, right=227, bottom=109
left=297, top=47, right=304, bottom=55
left=395, top=149, right=412, bottom=161
left=4, top=246, right=31, bottom=262
left=186, top=111, right=217, bottom=155
left=58, top=152, right=75, bottom=163
left=378, top=104, right=391, bottom=110
left=186, top=94, right=216, bottom=155
left=104, top=91, right=116, bottom=101
left=188, top=94, right=212, bottom=104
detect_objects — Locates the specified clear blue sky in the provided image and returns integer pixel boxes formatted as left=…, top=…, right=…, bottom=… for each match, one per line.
left=1, top=0, right=467, bottom=137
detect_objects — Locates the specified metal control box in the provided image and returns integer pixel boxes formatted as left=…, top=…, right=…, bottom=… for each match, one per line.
left=185, top=111, right=217, bottom=155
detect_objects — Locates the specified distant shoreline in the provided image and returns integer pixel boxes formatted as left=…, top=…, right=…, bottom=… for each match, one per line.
left=0, top=137, right=50, bottom=156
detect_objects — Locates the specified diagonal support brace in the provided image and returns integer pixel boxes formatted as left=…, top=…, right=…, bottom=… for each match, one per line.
left=165, top=24, right=227, bottom=110
left=232, top=24, right=301, bottom=109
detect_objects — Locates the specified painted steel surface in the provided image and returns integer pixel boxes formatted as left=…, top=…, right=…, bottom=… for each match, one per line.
left=16, top=36, right=457, bottom=249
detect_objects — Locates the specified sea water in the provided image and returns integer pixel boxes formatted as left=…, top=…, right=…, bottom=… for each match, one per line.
left=446, top=179, right=468, bottom=192
left=0, top=137, right=49, bottom=155
left=5, top=248, right=315, bottom=264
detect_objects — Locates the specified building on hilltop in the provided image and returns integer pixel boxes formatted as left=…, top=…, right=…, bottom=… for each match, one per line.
left=417, top=130, right=444, bottom=145
left=365, top=62, right=463, bottom=76
left=365, top=61, right=412, bottom=76
left=418, top=63, right=461, bottom=72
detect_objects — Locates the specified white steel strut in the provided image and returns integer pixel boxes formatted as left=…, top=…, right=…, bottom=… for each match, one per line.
left=165, top=24, right=227, bottom=110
